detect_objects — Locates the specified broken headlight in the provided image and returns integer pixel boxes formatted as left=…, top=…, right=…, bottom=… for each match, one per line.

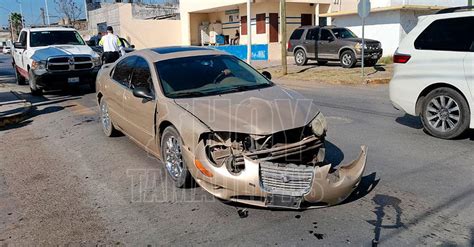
left=310, top=112, right=327, bottom=137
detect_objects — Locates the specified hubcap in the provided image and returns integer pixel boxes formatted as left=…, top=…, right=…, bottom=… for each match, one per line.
left=342, top=54, right=352, bottom=65
left=295, top=52, right=304, bottom=64
left=101, top=103, right=111, bottom=132
left=426, top=95, right=460, bottom=132
left=164, top=136, right=184, bottom=179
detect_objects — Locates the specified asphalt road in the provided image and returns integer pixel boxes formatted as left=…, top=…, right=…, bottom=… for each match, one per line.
left=0, top=54, right=473, bottom=246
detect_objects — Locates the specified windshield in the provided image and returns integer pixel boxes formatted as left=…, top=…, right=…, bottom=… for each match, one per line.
left=30, top=31, right=85, bottom=47
left=155, top=55, right=273, bottom=98
left=331, top=28, right=358, bottom=39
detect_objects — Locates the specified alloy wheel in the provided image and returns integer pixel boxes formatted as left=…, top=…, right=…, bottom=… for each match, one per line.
left=425, top=95, right=460, bottom=133
left=164, top=136, right=184, bottom=179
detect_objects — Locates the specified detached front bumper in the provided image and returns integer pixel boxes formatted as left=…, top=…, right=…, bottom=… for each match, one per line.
left=187, top=142, right=368, bottom=209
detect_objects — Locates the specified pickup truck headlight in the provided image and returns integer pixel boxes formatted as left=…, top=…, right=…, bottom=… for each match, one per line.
left=31, top=60, right=46, bottom=70
left=311, top=112, right=328, bottom=137
left=92, top=56, right=101, bottom=67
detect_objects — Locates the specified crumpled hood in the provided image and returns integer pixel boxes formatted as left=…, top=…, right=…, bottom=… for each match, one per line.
left=30, top=45, right=97, bottom=61
left=174, top=86, right=320, bottom=135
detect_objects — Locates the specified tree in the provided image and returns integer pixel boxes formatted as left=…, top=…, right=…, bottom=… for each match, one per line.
left=54, top=0, right=83, bottom=21
left=9, top=12, right=23, bottom=36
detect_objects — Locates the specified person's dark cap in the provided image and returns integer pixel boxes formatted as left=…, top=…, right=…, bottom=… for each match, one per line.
left=106, top=26, right=113, bottom=31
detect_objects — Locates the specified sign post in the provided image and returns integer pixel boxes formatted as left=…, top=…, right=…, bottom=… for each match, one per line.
left=358, top=0, right=370, bottom=79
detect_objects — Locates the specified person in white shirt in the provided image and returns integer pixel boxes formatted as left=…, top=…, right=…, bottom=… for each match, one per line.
left=99, top=26, right=123, bottom=64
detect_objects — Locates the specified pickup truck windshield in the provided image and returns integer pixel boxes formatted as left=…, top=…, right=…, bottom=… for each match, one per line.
left=30, top=31, right=85, bottom=47
left=332, top=28, right=358, bottom=39
left=156, top=55, right=273, bottom=98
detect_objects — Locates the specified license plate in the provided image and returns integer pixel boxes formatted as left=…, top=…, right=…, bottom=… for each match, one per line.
left=265, top=194, right=302, bottom=209
left=68, top=77, right=80, bottom=84
left=372, top=55, right=379, bottom=59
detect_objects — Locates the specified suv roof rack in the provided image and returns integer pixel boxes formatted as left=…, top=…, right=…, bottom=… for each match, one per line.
left=436, top=6, right=474, bottom=14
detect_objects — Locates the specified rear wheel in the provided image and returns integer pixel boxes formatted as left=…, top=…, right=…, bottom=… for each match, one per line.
left=161, top=126, right=193, bottom=188
left=28, top=70, right=43, bottom=96
left=294, top=49, right=308, bottom=66
left=420, top=87, right=470, bottom=139
left=340, top=50, right=356, bottom=68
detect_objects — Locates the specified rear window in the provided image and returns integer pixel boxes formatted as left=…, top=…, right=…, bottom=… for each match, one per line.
left=414, top=16, right=474, bottom=52
left=290, top=29, right=305, bottom=40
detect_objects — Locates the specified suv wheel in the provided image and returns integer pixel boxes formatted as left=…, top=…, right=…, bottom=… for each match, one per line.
left=15, top=67, right=26, bottom=85
left=294, top=49, right=308, bottom=66
left=161, top=126, right=193, bottom=188
left=420, top=87, right=470, bottom=139
left=28, top=70, right=43, bottom=96
left=340, top=50, right=356, bottom=68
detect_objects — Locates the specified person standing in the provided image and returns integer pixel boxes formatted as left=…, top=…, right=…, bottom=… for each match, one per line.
left=99, top=26, right=123, bottom=64
left=231, top=29, right=240, bottom=45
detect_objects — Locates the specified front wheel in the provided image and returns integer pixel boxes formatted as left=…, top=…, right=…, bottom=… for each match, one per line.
left=28, top=70, right=43, bottom=96
left=420, top=87, right=470, bottom=139
left=340, top=50, right=356, bottom=68
left=161, top=126, right=193, bottom=188
left=294, top=49, right=308, bottom=66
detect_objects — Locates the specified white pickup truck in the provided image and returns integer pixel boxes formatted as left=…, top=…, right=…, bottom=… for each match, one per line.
left=12, top=27, right=101, bottom=95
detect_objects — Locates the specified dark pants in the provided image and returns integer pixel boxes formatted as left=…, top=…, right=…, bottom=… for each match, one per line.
left=102, top=51, right=120, bottom=64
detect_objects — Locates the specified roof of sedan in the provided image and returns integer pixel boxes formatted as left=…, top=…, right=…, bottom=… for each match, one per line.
left=136, top=46, right=229, bottom=62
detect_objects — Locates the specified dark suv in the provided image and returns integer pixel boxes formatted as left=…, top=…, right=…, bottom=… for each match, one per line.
left=288, top=26, right=383, bottom=68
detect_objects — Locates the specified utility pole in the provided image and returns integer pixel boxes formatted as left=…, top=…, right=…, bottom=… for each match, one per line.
left=44, top=0, right=50, bottom=25
left=246, top=0, right=252, bottom=63
left=40, top=8, right=46, bottom=25
left=280, top=0, right=287, bottom=75
left=16, top=0, right=24, bottom=27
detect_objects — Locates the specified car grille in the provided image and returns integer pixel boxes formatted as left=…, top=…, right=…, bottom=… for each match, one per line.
left=47, top=56, right=93, bottom=71
left=367, top=43, right=381, bottom=50
left=260, top=162, right=314, bottom=196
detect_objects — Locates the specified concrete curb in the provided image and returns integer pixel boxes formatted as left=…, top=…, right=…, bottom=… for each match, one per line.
left=0, top=91, right=33, bottom=129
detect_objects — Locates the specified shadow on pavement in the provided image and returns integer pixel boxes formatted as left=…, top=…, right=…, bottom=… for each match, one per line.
left=341, top=172, right=379, bottom=206
left=395, top=114, right=423, bottom=129
left=367, top=194, right=405, bottom=246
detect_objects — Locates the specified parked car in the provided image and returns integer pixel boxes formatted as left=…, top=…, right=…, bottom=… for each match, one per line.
left=2, top=45, right=11, bottom=54
left=390, top=7, right=474, bottom=139
left=96, top=46, right=368, bottom=209
left=288, top=26, right=383, bottom=68
left=87, top=36, right=135, bottom=59
left=12, top=27, right=102, bottom=95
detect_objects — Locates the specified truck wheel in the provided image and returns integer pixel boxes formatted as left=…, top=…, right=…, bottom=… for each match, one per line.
left=420, top=87, right=470, bottom=139
left=28, top=70, right=43, bottom=96
left=340, top=50, right=356, bottom=68
left=294, top=49, right=308, bottom=66
left=161, top=126, right=193, bottom=188
left=15, top=67, right=26, bottom=85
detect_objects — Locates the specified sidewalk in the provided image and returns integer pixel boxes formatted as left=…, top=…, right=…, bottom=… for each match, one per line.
left=0, top=81, right=33, bottom=129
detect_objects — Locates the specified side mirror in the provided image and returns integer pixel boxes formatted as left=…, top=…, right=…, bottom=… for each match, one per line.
left=133, top=86, right=154, bottom=100
left=14, top=42, right=25, bottom=49
left=86, top=40, right=96, bottom=46
left=262, top=71, right=272, bottom=80
left=130, top=45, right=135, bottom=49
left=328, top=36, right=335, bottom=42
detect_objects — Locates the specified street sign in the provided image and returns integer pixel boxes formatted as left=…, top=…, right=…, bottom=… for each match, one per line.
left=358, top=0, right=371, bottom=18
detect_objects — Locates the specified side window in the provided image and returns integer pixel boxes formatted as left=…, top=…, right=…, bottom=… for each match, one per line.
left=112, top=56, right=137, bottom=87
left=130, top=57, right=153, bottom=90
left=320, top=29, right=333, bottom=41
left=305, top=28, right=320, bottom=41
left=290, top=29, right=304, bottom=40
left=415, top=16, right=474, bottom=52
left=19, top=31, right=27, bottom=46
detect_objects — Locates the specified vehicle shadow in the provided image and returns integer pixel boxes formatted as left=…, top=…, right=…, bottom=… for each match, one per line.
left=395, top=114, right=423, bottom=129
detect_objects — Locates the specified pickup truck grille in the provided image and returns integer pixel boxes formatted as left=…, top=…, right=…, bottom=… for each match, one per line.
left=260, top=162, right=314, bottom=196
left=47, top=56, right=93, bottom=71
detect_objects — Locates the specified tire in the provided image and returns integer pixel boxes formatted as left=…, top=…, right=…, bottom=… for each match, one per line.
left=317, top=61, right=328, bottom=66
left=15, top=66, right=26, bottom=85
left=365, top=59, right=377, bottom=67
left=294, top=49, right=308, bottom=66
left=420, top=87, right=470, bottom=139
left=340, top=50, right=357, bottom=68
left=99, top=99, right=120, bottom=137
left=161, top=126, right=193, bottom=188
left=28, top=70, right=43, bottom=96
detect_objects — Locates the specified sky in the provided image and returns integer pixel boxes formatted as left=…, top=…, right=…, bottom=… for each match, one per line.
left=0, top=0, right=86, bottom=27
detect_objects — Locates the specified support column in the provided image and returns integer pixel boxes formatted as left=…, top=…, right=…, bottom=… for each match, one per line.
left=247, top=0, right=252, bottom=63
left=315, top=3, right=320, bottom=26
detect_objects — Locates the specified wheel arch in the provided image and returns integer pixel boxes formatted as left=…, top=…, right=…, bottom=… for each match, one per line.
left=338, top=47, right=356, bottom=58
left=416, top=83, right=471, bottom=116
left=157, top=120, right=175, bottom=149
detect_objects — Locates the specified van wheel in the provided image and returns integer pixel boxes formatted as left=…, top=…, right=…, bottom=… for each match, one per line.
left=294, top=49, right=308, bottom=66
left=28, top=70, right=43, bottom=96
left=420, top=87, right=470, bottom=139
left=340, top=50, right=356, bottom=68
left=15, top=67, right=26, bottom=85
left=161, top=126, right=193, bottom=188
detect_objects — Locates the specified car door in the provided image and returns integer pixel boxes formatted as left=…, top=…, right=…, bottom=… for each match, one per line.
left=466, top=43, right=474, bottom=101
left=14, top=31, right=27, bottom=71
left=318, top=29, right=336, bottom=59
left=303, top=28, right=319, bottom=59
left=122, top=56, right=157, bottom=148
left=108, top=56, right=137, bottom=130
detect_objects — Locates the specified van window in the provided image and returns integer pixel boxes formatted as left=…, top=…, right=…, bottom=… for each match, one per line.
left=414, top=16, right=474, bottom=52
left=290, top=29, right=304, bottom=40
left=305, top=28, right=319, bottom=41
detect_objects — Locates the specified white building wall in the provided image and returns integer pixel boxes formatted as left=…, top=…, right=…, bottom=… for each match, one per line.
left=332, top=10, right=401, bottom=56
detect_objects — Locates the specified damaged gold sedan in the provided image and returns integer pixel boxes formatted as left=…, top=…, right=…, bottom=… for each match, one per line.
left=96, top=46, right=367, bottom=209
